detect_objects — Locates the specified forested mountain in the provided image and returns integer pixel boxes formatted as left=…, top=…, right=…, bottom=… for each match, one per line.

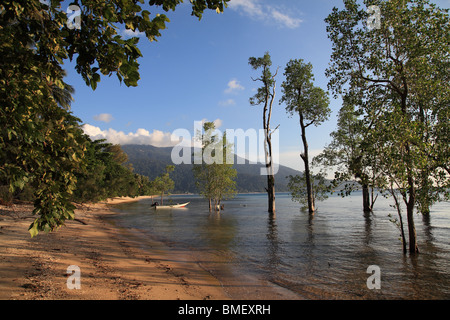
left=121, top=145, right=302, bottom=193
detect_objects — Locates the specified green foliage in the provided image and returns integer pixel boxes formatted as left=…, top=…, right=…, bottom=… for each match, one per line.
left=193, top=122, right=237, bottom=210
left=325, top=0, right=449, bottom=206
left=152, top=165, right=175, bottom=205
left=325, top=0, right=449, bottom=252
left=281, top=58, right=331, bottom=213
left=313, top=98, right=383, bottom=211
left=0, top=0, right=229, bottom=236
left=248, top=52, right=278, bottom=213
left=281, top=59, right=330, bottom=125
left=71, top=139, right=152, bottom=203
left=249, top=52, right=277, bottom=107
left=120, top=144, right=300, bottom=193
left=287, top=172, right=329, bottom=210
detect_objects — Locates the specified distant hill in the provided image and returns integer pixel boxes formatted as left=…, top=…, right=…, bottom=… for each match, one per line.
left=121, top=144, right=302, bottom=193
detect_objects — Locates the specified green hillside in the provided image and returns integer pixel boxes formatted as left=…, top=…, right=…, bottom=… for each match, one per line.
left=121, top=145, right=302, bottom=193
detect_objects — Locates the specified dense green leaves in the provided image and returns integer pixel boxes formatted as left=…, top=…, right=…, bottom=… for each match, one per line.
left=281, top=59, right=331, bottom=214
left=152, top=165, right=175, bottom=205
left=71, top=139, right=153, bottom=203
left=0, top=0, right=229, bottom=236
left=281, top=59, right=330, bottom=125
left=324, top=0, right=449, bottom=253
left=193, top=122, right=237, bottom=211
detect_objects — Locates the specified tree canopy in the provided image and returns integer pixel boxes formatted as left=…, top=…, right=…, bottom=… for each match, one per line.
left=324, top=0, right=450, bottom=253
left=193, top=121, right=237, bottom=211
left=0, top=0, right=229, bottom=236
left=281, top=58, right=330, bottom=214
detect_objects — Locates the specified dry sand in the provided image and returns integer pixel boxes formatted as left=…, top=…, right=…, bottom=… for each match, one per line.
left=0, top=196, right=230, bottom=300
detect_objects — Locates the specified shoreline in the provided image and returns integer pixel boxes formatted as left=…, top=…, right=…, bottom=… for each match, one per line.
left=0, top=196, right=230, bottom=300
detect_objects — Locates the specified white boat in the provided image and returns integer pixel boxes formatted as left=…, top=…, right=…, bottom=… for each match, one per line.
left=152, top=202, right=190, bottom=209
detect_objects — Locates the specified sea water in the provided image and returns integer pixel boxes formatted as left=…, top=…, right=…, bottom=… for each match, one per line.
left=108, top=193, right=450, bottom=299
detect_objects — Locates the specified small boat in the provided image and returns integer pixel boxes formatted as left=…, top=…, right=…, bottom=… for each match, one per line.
left=152, top=202, right=190, bottom=209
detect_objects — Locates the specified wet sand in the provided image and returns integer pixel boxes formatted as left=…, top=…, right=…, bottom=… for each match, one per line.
left=0, top=197, right=231, bottom=300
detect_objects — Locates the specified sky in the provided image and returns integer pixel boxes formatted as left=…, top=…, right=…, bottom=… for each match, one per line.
left=63, top=0, right=450, bottom=172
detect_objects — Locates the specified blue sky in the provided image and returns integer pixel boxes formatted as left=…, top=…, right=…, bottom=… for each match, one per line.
left=64, top=0, right=450, bottom=172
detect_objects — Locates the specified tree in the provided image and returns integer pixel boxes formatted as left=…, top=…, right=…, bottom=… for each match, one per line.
left=0, top=0, right=229, bottom=236
left=193, top=122, right=237, bottom=212
left=287, top=170, right=329, bottom=211
left=248, top=52, right=279, bottom=215
left=152, top=165, right=175, bottom=205
left=313, top=97, right=383, bottom=212
left=325, top=0, right=450, bottom=254
left=280, top=59, right=330, bottom=214
left=66, top=138, right=151, bottom=203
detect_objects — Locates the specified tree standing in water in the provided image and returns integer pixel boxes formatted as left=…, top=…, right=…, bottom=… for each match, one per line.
left=325, top=0, right=450, bottom=253
left=193, top=122, right=237, bottom=212
left=281, top=59, right=330, bottom=214
left=248, top=52, right=279, bottom=215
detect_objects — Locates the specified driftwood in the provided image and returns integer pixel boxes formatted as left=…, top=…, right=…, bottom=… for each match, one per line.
left=74, top=218, right=88, bottom=225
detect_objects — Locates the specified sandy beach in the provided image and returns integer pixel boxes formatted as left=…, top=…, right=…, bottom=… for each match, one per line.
left=0, top=196, right=230, bottom=300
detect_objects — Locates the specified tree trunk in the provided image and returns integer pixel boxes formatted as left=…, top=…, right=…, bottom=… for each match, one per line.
left=265, top=135, right=276, bottom=214
left=260, top=66, right=277, bottom=215
left=406, top=184, right=419, bottom=254
left=401, top=91, right=418, bottom=254
left=362, top=184, right=371, bottom=212
left=391, top=187, right=407, bottom=254
left=299, top=113, right=315, bottom=214
left=267, top=175, right=276, bottom=214
left=405, top=132, right=418, bottom=254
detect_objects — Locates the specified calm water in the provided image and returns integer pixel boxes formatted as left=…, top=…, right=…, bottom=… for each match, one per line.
left=109, top=193, right=450, bottom=299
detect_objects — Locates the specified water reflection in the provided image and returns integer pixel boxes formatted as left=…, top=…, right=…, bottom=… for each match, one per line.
left=421, top=213, right=434, bottom=243
left=265, top=215, right=280, bottom=272
left=363, top=210, right=373, bottom=245
left=200, top=212, right=237, bottom=252
left=110, top=194, right=450, bottom=299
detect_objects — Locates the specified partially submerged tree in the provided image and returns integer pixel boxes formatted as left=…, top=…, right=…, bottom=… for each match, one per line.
left=281, top=59, right=330, bottom=214
left=325, top=0, right=450, bottom=253
left=152, top=165, right=175, bottom=205
left=314, top=97, right=383, bottom=212
left=248, top=52, right=279, bottom=215
left=287, top=170, right=329, bottom=211
left=193, top=122, right=237, bottom=212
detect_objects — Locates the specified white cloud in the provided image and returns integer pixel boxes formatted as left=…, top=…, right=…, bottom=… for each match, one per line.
left=200, top=118, right=223, bottom=129
left=93, top=113, right=114, bottom=123
left=82, top=124, right=182, bottom=147
left=213, top=119, right=223, bottom=129
left=219, top=99, right=236, bottom=106
left=270, top=8, right=303, bottom=29
left=121, top=29, right=146, bottom=39
left=228, top=0, right=302, bottom=29
left=229, top=0, right=265, bottom=19
left=225, top=79, right=245, bottom=94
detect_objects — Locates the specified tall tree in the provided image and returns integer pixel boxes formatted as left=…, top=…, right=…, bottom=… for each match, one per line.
left=280, top=59, right=330, bottom=214
left=0, top=0, right=229, bottom=236
left=325, top=0, right=450, bottom=254
left=248, top=52, right=279, bottom=215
